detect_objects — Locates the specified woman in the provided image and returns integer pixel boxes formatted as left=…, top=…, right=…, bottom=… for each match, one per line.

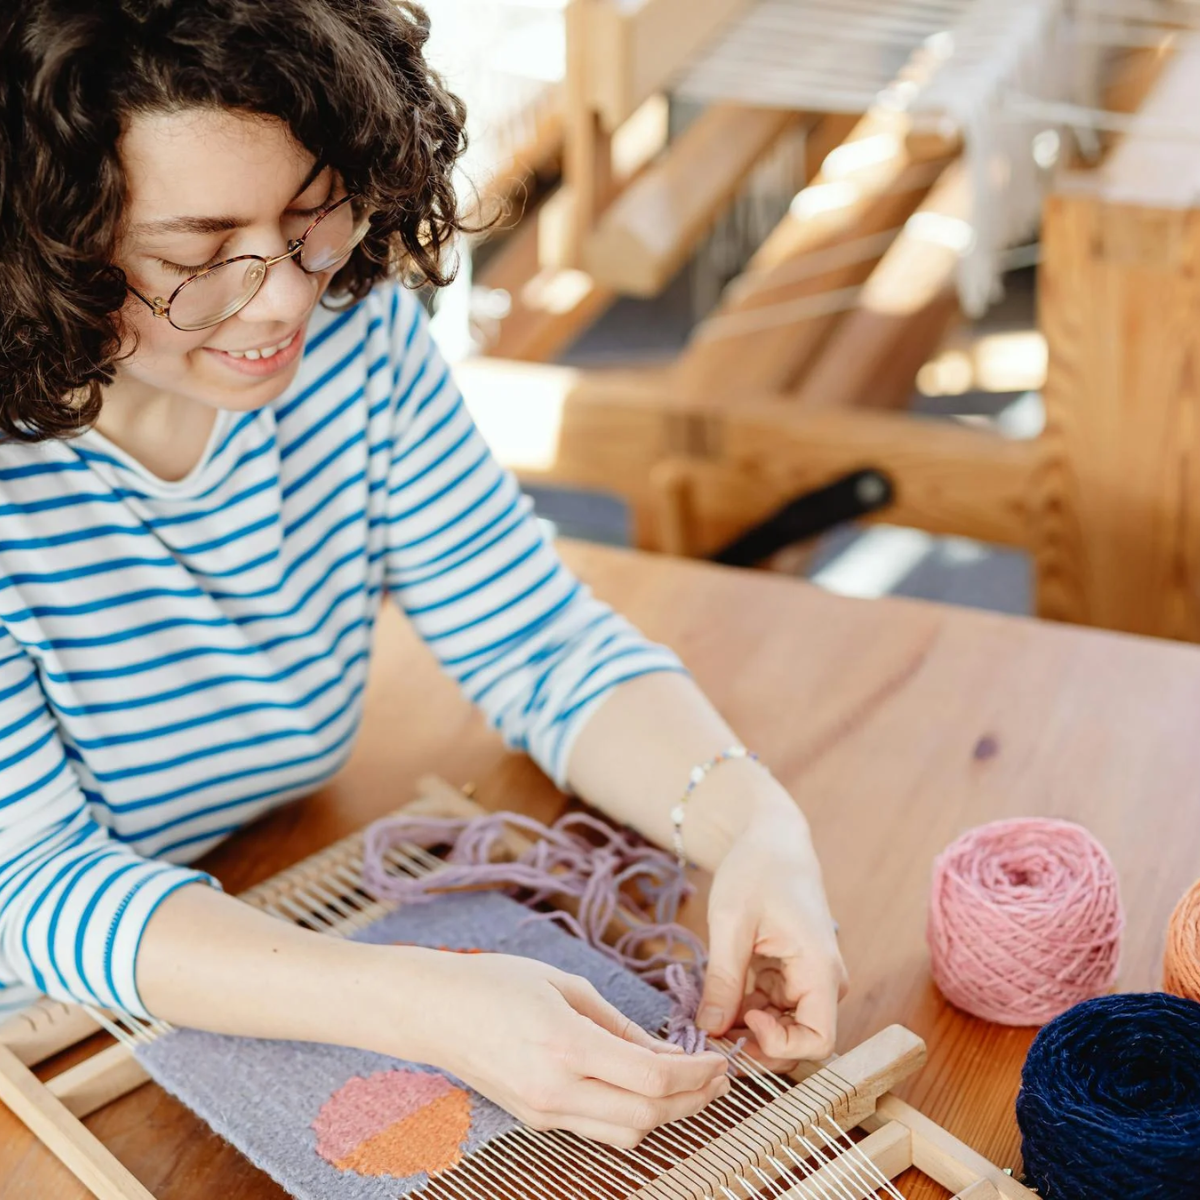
left=0, top=0, right=845, bottom=1148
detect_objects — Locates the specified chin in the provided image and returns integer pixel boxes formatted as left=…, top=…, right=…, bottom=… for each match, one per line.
left=195, top=348, right=307, bottom=413
left=206, top=373, right=299, bottom=413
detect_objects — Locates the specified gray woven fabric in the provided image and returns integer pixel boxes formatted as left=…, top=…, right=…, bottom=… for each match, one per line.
left=136, top=891, right=670, bottom=1198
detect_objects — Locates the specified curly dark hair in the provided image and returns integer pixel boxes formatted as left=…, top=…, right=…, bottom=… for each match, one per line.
left=0, top=0, right=470, bottom=441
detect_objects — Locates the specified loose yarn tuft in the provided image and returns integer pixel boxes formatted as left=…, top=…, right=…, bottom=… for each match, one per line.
left=927, top=818, right=1123, bottom=1025
left=362, top=810, right=722, bottom=1052
left=1163, top=878, right=1200, bottom=1004
left=1016, top=992, right=1200, bottom=1200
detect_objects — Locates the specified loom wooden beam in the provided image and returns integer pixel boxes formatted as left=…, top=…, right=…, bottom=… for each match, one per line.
left=475, top=199, right=617, bottom=362
left=870, top=1095, right=1038, bottom=1200
left=556, top=0, right=618, bottom=270
left=46, top=1043, right=151, bottom=1121
left=476, top=90, right=674, bottom=360
left=555, top=0, right=753, bottom=269
left=786, top=41, right=1172, bottom=414
left=631, top=1027, right=924, bottom=1199
left=0, top=1044, right=156, bottom=1200
left=582, top=0, right=752, bottom=132
left=583, top=104, right=806, bottom=297
left=1033, top=34, right=1200, bottom=640
left=791, top=159, right=968, bottom=410
left=457, top=359, right=1035, bottom=553
left=671, top=102, right=958, bottom=397
left=0, top=998, right=103, bottom=1068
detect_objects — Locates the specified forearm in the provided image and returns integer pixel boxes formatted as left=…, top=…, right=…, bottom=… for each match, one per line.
left=135, top=882, right=439, bottom=1059
left=564, top=672, right=817, bottom=872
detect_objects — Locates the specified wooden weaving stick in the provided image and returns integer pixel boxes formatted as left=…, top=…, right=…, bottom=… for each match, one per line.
left=0, top=778, right=1039, bottom=1199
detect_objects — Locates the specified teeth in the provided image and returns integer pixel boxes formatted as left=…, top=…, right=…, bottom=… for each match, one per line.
left=226, top=331, right=296, bottom=360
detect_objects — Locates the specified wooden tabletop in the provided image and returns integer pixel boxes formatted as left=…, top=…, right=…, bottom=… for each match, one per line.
left=4, top=541, right=1199, bottom=1199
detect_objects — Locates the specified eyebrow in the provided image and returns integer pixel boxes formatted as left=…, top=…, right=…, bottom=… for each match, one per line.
left=132, top=158, right=330, bottom=239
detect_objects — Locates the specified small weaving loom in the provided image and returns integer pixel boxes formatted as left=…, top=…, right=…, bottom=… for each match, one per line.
left=0, top=780, right=1036, bottom=1200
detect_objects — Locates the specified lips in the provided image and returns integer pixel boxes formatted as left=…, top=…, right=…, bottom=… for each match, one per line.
left=204, top=326, right=305, bottom=378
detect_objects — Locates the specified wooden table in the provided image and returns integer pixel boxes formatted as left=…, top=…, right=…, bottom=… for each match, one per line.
left=3, top=542, right=1199, bottom=1199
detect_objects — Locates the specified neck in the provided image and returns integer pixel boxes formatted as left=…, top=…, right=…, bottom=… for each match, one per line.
left=95, top=377, right=219, bottom=482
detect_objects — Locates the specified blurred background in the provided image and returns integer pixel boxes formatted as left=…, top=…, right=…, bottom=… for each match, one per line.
left=414, top=0, right=1200, bottom=637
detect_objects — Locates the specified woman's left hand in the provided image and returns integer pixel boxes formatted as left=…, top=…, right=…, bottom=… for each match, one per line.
left=696, top=795, right=847, bottom=1068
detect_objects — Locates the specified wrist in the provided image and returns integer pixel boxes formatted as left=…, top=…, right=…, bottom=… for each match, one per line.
left=680, top=759, right=813, bottom=871
left=349, top=942, right=459, bottom=1065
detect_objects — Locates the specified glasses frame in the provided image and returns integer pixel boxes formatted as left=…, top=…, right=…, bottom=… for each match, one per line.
left=127, top=193, right=369, bottom=332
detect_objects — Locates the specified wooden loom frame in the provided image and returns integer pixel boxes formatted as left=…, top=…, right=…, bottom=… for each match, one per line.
left=475, top=0, right=849, bottom=362
left=467, top=18, right=1200, bottom=643
left=0, top=777, right=1035, bottom=1200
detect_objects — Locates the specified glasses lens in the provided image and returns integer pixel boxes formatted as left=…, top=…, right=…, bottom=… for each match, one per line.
left=298, top=198, right=372, bottom=274
left=169, top=259, right=267, bottom=331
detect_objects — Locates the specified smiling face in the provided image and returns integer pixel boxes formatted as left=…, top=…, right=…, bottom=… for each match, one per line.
left=114, top=107, right=345, bottom=414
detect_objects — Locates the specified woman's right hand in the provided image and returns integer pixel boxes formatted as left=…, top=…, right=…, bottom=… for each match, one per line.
left=137, top=887, right=729, bottom=1148
left=395, top=947, right=732, bottom=1148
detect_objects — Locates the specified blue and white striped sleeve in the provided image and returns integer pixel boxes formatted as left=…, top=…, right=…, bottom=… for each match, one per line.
left=0, top=629, right=216, bottom=1016
left=382, top=294, right=686, bottom=786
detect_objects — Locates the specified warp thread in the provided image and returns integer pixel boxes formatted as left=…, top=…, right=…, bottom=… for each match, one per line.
left=1016, top=992, right=1200, bottom=1200
left=927, top=817, right=1123, bottom=1025
left=1163, top=878, right=1200, bottom=1004
left=362, top=810, right=722, bottom=1053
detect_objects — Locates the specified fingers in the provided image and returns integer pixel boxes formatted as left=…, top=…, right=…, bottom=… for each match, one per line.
left=529, top=1073, right=730, bottom=1140
left=742, top=1008, right=808, bottom=1069
left=539, top=1113, right=700, bottom=1151
left=784, top=952, right=842, bottom=1060
left=698, top=908, right=755, bottom=1036
left=571, top=1019, right=729, bottom=1094
left=735, top=1011, right=802, bottom=1073
left=742, top=958, right=840, bottom=1062
left=558, top=976, right=728, bottom=1095
left=561, top=978, right=681, bottom=1055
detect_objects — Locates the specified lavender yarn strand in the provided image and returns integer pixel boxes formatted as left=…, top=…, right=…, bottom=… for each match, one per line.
left=363, top=810, right=724, bottom=1051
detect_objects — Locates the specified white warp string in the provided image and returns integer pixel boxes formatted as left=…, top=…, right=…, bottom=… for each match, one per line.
left=674, top=0, right=1191, bottom=316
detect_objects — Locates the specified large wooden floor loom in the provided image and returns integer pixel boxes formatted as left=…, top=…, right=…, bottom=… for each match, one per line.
left=0, top=781, right=1034, bottom=1200
left=450, top=1, right=1200, bottom=644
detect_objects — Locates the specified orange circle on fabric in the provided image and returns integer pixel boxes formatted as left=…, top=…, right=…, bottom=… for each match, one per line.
left=313, top=1069, right=473, bottom=1178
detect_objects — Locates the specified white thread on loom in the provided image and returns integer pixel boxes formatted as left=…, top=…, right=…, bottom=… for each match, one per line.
left=690, top=118, right=811, bottom=323
left=695, top=284, right=865, bottom=342
left=724, top=227, right=905, bottom=303
left=673, top=0, right=1193, bottom=320
left=1004, top=93, right=1200, bottom=141
left=907, top=0, right=1073, bottom=314
left=674, top=0, right=979, bottom=114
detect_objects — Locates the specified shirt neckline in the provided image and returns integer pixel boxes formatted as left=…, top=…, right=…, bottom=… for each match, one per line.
left=76, top=408, right=235, bottom=498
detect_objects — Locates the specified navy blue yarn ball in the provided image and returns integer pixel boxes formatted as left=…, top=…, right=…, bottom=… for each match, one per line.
left=1016, top=993, right=1200, bottom=1199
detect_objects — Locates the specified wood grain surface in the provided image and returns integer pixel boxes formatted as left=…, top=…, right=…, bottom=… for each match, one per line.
left=4, top=542, right=1198, bottom=1199
left=1033, top=35, right=1200, bottom=639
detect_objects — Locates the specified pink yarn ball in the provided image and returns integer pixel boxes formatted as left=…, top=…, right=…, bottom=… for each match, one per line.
left=927, top=818, right=1124, bottom=1026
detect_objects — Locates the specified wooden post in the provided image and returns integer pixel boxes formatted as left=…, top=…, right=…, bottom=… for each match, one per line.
left=1033, top=37, right=1200, bottom=639
left=792, top=160, right=968, bottom=410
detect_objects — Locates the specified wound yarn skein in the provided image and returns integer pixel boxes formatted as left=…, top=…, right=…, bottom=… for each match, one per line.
left=927, top=818, right=1123, bottom=1025
left=1163, top=878, right=1200, bottom=1003
left=1016, top=992, right=1200, bottom=1200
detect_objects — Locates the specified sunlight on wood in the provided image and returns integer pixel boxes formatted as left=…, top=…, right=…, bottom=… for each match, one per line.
left=918, top=332, right=1048, bottom=396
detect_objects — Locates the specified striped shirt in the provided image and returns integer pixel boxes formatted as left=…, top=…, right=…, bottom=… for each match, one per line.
left=0, top=283, right=681, bottom=1020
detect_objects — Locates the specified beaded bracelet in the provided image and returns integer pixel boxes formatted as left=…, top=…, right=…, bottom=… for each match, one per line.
left=670, top=744, right=760, bottom=868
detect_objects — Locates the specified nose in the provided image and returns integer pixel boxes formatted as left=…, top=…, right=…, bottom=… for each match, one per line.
left=235, top=245, right=319, bottom=330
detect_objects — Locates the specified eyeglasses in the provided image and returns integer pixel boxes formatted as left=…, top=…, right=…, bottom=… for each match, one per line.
left=127, top=193, right=372, bottom=332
